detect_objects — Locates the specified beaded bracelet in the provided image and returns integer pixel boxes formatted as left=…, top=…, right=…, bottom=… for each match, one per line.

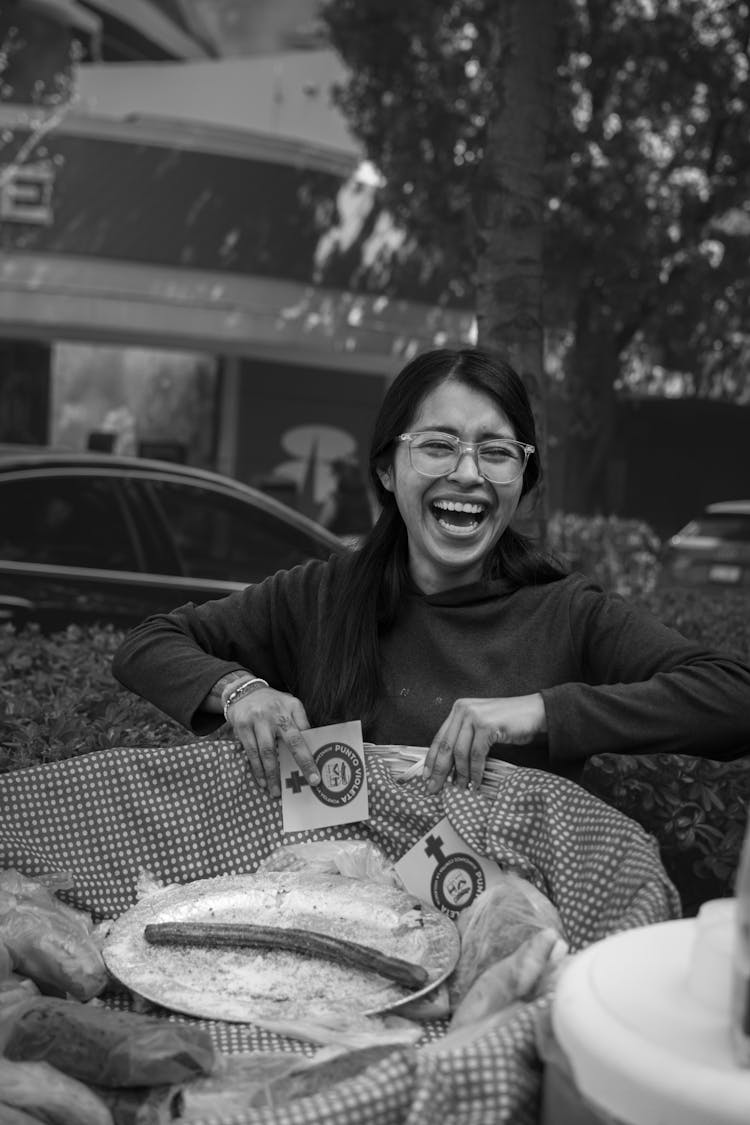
left=222, top=677, right=270, bottom=722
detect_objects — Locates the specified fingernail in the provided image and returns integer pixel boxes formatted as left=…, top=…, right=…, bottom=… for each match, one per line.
left=309, top=772, right=320, bottom=786
left=270, top=786, right=281, bottom=800
left=426, top=779, right=439, bottom=795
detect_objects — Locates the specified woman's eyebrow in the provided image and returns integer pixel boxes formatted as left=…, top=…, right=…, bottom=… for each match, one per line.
left=418, top=424, right=516, bottom=440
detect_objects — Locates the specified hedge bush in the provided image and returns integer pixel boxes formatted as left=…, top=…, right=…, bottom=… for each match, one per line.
left=0, top=623, right=187, bottom=773
left=547, top=512, right=662, bottom=597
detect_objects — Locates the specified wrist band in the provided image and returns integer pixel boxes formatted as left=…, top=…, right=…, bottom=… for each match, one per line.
left=222, top=677, right=269, bottom=722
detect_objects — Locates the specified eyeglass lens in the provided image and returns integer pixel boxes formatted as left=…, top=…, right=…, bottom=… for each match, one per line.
left=408, top=433, right=527, bottom=483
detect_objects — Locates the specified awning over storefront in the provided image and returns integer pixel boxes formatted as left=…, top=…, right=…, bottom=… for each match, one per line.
left=0, top=105, right=474, bottom=369
left=82, top=0, right=216, bottom=59
left=23, top=0, right=101, bottom=36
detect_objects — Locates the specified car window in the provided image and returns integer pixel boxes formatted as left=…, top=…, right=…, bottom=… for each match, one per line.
left=146, top=479, right=330, bottom=581
left=683, top=515, right=750, bottom=542
left=0, top=474, right=138, bottom=570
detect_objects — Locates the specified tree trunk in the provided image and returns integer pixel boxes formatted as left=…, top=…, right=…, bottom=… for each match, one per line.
left=471, top=0, right=556, bottom=535
left=560, top=317, right=621, bottom=515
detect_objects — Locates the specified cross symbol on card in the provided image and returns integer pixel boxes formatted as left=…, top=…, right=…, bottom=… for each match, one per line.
left=424, top=833, right=447, bottom=864
left=285, top=770, right=309, bottom=795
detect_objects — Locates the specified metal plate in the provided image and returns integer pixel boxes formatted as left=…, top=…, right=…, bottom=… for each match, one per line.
left=103, top=870, right=460, bottom=1023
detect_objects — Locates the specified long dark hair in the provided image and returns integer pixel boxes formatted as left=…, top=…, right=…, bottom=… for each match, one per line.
left=304, top=347, right=566, bottom=729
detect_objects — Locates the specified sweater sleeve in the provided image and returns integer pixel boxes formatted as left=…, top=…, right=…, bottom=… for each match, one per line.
left=540, top=578, right=750, bottom=764
left=111, top=558, right=334, bottom=733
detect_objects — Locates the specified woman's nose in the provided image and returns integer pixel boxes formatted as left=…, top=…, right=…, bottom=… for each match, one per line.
left=448, top=448, right=483, bottom=483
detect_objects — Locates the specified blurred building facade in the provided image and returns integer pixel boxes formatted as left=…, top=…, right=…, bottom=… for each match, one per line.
left=0, top=0, right=473, bottom=517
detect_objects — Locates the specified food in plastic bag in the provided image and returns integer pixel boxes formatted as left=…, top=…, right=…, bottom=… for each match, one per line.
left=448, top=871, right=566, bottom=1008
left=179, top=1044, right=405, bottom=1120
left=177, top=1050, right=312, bottom=1119
left=0, top=1057, right=114, bottom=1125
left=259, top=839, right=403, bottom=887
left=2, top=996, right=216, bottom=1088
left=0, top=976, right=41, bottom=1053
left=90, top=1083, right=183, bottom=1125
left=0, top=870, right=108, bottom=1001
left=0, top=935, right=13, bottom=980
left=0, top=1102, right=42, bottom=1125
left=449, top=926, right=567, bottom=1029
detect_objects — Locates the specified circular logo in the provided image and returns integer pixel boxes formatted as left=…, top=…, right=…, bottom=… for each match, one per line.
left=312, top=742, right=364, bottom=807
left=430, top=854, right=485, bottom=917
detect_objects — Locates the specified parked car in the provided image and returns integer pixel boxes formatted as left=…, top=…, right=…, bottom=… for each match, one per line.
left=0, top=447, right=346, bottom=630
left=660, top=500, right=750, bottom=590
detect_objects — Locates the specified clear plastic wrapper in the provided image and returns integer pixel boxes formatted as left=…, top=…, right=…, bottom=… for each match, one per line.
left=0, top=1102, right=43, bottom=1125
left=0, top=935, right=13, bottom=980
left=91, top=1084, right=183, bottom=1125
left=179, top=1044, right=405, bottom=1120
left=0, top=869, right=108, bottom=1001
left=0, top=1056, right=114, bottom=1125
left=449, top=871, right=566, bottom=1006
left=258, top=839, right=402, bottom=887
left=2, top=995, right=216, bottom=1088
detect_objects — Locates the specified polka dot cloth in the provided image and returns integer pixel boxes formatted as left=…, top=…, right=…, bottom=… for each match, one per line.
left=0, top=742, right=680, bottom=1125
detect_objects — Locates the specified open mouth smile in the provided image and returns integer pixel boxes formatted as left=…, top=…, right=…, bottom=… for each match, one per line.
left=430, top=499, right=488, bottom=535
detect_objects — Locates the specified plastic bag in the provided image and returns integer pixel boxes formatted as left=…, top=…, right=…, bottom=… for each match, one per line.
left=0, top=1056, right=113, bottom=1125
left=0, top=869, right=109, bottom=1001
left=180, top=1044, right=405, bottom=1121
left=259, top=840, right=402, bottom=887
left=89, top=1083, right=183, bottom=1125
left=0, top=935, right=13, bottom=980
left=449, top=872, right=567, bottom=1008
left=2, top=995, right=216, bottom=1088
left=449, top=926, right=568, bottom=1030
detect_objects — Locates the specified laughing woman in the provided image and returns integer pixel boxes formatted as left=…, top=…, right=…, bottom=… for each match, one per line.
left=113, top=347, right=750, bottom=797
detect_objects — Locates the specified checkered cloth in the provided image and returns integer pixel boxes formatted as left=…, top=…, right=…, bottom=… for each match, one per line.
left=0, top=741, right=680, bottom=1125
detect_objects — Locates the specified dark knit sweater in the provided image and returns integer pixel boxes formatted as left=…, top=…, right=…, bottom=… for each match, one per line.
left=112, top=556, right=750, bottom=782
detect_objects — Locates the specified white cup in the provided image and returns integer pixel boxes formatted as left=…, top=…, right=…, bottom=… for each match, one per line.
left=687, top=897, right=736, bottom=1012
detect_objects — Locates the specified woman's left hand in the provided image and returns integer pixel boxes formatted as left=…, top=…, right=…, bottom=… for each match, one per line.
left=422, top=694, right=548, bottom=794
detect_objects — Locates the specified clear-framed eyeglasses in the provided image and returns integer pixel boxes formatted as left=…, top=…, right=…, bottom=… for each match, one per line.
left=397, top=431, right=534, bottom=484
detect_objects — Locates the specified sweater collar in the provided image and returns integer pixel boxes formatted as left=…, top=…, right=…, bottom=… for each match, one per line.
left=412, top=577, right=518, bottom=606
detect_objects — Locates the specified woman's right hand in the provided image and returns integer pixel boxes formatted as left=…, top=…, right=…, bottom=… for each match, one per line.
left=225, top=687, right=317, bottom=800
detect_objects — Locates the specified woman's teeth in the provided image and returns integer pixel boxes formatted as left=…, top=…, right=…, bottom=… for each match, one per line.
left=431, top=500, right=486, bottom=531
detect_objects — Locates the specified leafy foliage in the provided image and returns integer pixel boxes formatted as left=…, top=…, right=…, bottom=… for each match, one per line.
left=321, top=0, right=750, bottom=515
left=321, top=0, right=750, bottom=399
left=548, top=512, right=662, bottom=596
left=583, top=750, right=750, bottom=914
left=637, top=585, right=750, bottom=663
left=0, top=624, right=187, bottom=773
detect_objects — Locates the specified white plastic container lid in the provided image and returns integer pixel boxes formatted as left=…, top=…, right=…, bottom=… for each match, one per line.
left=552, top=911, right=750, bottom=1125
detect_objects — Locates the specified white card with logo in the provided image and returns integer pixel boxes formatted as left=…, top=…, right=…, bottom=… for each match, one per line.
left=394, top=816, right=506, bottom=918
left=279, top=720, right=369, bottom=833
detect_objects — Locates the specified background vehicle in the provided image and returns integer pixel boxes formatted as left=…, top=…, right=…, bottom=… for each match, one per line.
left=0, top=448, right=346, bottom=630
left=660, top=500, right=750, bottom=590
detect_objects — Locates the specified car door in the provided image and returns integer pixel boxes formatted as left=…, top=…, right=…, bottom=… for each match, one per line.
left=136, top=474, right=336, bottom=590
left=0, top=469, right=149, bottom=629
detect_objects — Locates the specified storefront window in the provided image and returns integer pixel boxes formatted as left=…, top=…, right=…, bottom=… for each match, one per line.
left=49, top=342, right=219, bottom=468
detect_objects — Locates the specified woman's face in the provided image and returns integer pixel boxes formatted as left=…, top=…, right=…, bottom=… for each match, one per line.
left=378, top=377, right=525, bottom=594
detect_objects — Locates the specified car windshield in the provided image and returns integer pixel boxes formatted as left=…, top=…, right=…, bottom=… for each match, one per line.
left=680, top=514, right=750, bottom=542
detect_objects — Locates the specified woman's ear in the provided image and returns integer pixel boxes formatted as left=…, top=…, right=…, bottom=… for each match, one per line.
left=376, top=465, right=394, bottom=493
